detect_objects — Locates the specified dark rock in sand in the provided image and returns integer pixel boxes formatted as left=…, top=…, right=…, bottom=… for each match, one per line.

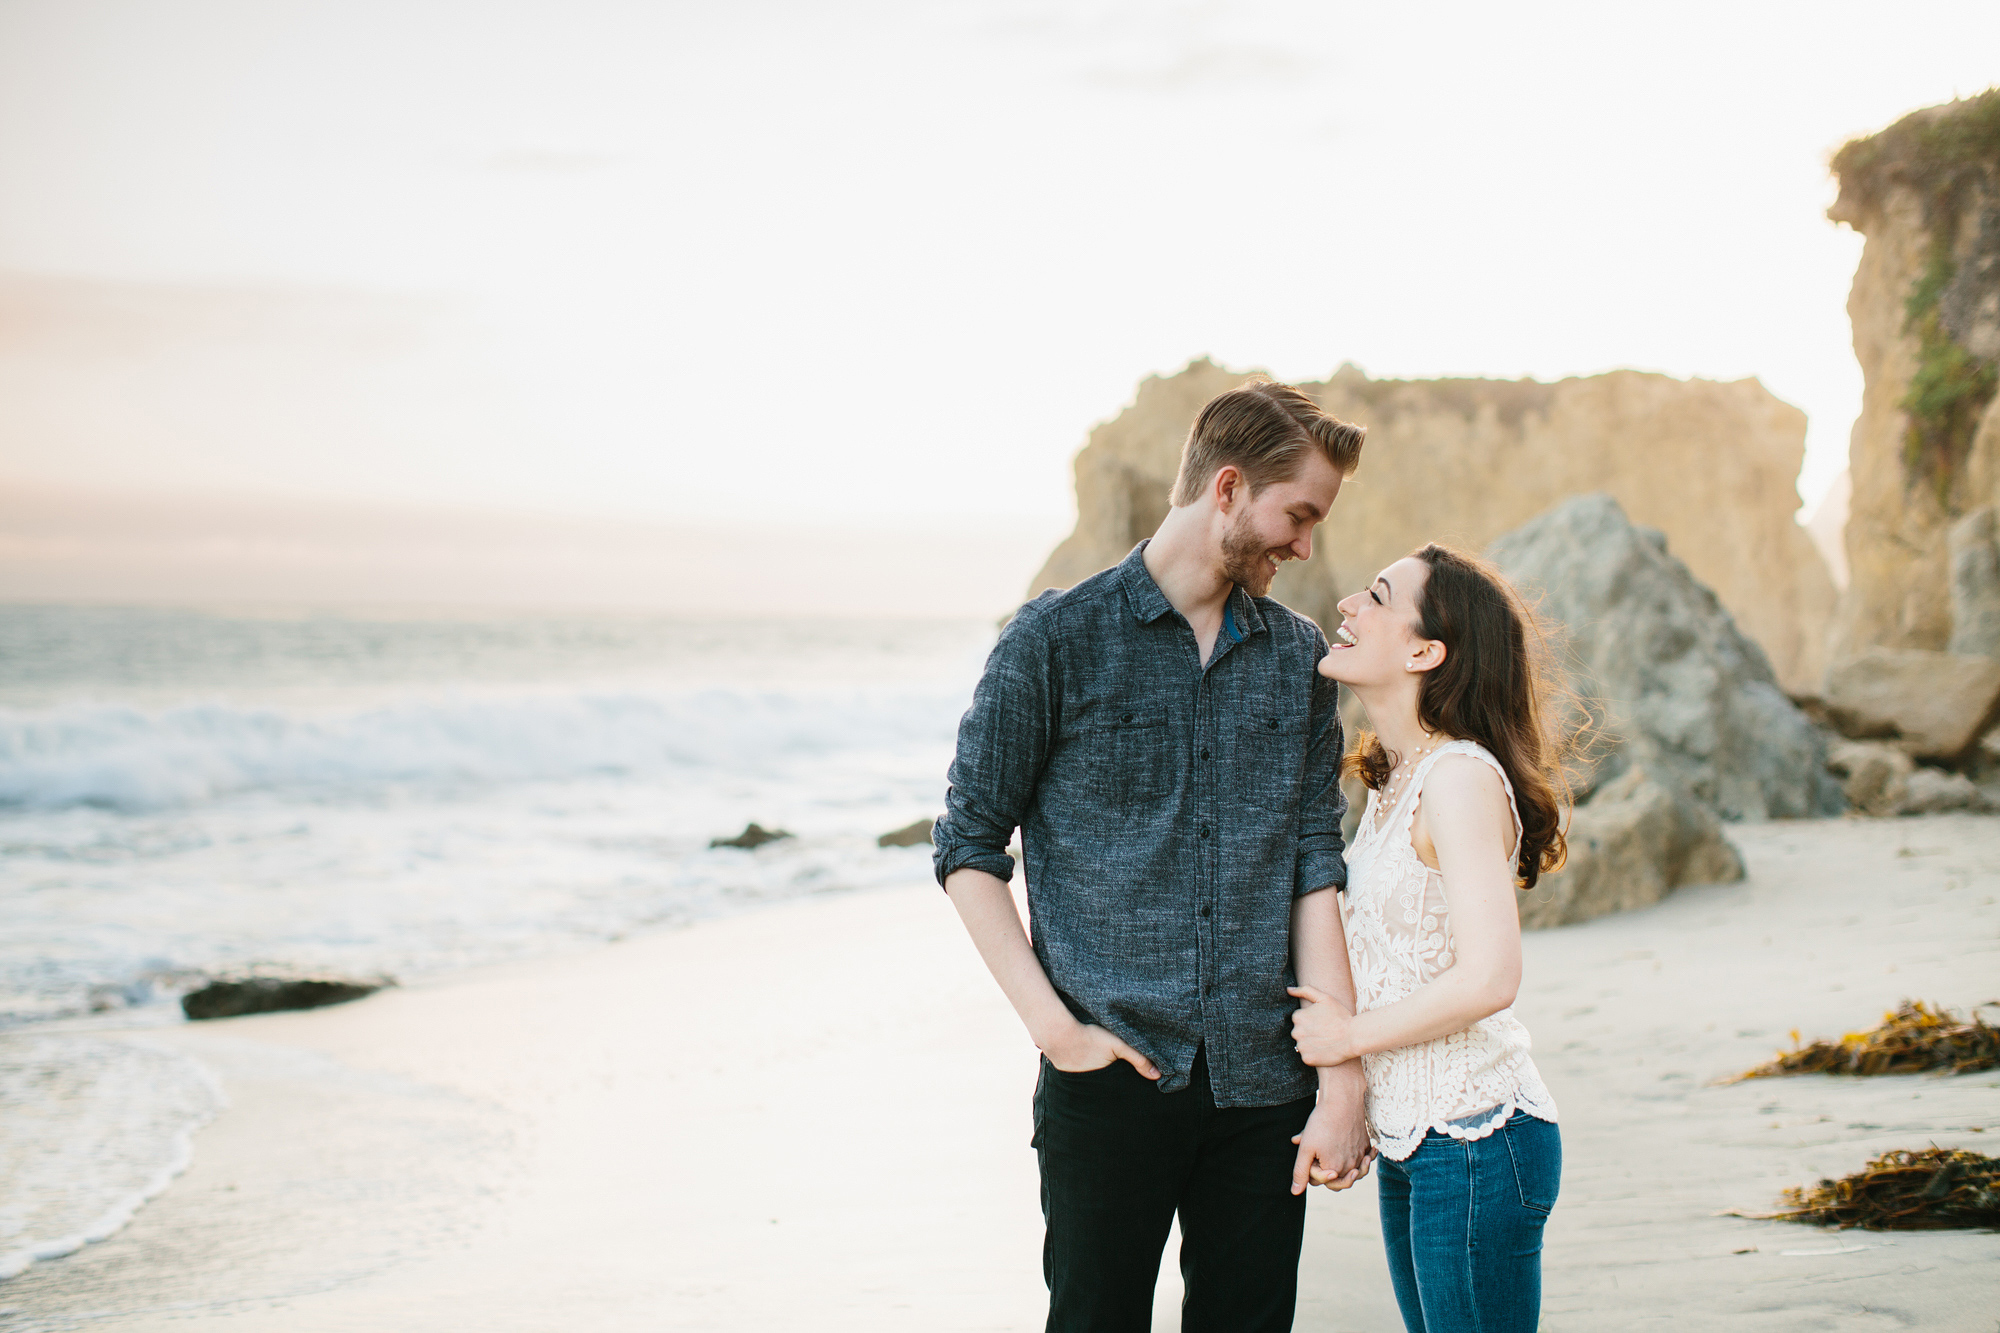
left=710, top=822, right=792, bottom=850
left=877, top=819, right=935, bottom=848
left=182, top=975, right=389, bottom=1021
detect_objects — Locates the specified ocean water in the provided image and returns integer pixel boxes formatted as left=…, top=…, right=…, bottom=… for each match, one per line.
left=0, top=604, right=992, bottom=1279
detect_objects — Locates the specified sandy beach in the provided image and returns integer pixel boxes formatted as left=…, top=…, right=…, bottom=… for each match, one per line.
left=4, top=815, right=1998, bottom=1333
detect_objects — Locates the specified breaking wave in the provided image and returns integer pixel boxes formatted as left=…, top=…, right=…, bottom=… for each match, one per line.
left=0, top=687, right=966, bottom=813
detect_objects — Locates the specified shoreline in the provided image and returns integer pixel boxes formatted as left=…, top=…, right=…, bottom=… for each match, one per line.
left=3, top=816, right=1998, bottom=1330
left=0, top=1033, right=222, bottom=1282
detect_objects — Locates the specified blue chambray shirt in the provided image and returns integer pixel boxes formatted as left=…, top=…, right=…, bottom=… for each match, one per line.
left=933, top=541, right=1348, bottom=1107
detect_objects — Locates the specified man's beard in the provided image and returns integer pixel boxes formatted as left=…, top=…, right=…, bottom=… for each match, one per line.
left=1220, top=514, right=1283, bottom=597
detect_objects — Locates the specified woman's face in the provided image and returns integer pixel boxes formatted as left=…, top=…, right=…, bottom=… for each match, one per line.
left=1317, top=555, right=1433, bottom=686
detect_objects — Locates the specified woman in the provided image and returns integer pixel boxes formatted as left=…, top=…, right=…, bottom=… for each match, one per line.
left=1290, top=543, right=1567, bottom=1333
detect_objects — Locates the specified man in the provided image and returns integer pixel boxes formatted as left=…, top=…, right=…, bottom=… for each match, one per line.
left=933, top=379, right=1371, bottom=1333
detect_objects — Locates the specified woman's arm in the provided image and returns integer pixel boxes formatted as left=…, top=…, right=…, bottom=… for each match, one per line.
left=1290, top=755, right=1523, bottom=1064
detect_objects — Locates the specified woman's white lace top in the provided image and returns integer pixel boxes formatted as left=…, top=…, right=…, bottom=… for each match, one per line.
left=1338, top=738, right=1557, bottom=1161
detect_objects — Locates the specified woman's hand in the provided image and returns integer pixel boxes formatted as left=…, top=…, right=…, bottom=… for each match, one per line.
left=1288, top=984, right=1359, bottom=1066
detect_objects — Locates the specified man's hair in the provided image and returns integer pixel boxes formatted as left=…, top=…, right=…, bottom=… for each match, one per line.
left=1169, top=379, right=1366, bottom=507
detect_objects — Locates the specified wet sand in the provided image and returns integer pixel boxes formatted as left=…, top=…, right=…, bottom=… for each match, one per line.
left=5, top=816, right=1998, bottom=1332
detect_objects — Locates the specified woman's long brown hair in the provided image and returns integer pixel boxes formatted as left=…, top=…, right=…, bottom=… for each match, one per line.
left=1344, top=544, right=1570, bottom=889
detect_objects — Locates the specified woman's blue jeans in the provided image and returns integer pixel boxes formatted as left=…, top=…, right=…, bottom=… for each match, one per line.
left=1375, top=1111, right=1561, bottom=1333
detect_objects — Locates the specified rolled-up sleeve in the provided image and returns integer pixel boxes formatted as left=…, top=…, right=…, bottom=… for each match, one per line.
left=932, top=603, right=1058, bottom=889
left=1293, top=630, right=1349, bottom=897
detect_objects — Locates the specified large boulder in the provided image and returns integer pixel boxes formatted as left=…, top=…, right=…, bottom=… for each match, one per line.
left=1822, top=648, right=2000, bottom=762
left=1029, top=360, right=1837, bottom=695
left=1488, top=494, right=1843, bottom=821
left=1520, top=767, right=1743, bottom=929
left=1827, top=92, right=2000, bottom=660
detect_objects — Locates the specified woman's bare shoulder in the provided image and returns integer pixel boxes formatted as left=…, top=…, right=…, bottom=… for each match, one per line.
left=1421, top=751, right=1510, bottom=818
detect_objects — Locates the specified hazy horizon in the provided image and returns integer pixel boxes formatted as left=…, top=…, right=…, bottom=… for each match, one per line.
left=4, top=1, right=1999, bottom=612
left=0, top=477, right=1069, bottom=617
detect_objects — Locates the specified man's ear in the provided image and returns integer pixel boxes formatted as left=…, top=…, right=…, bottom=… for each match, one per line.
left=1214, top=465, right=1245, bottom=513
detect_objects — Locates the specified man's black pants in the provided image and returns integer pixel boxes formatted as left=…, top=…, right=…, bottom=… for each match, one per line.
left=1033, top=1047, right=1317, bottom=1333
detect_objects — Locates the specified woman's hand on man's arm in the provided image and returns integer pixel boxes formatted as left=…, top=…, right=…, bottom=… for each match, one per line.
left=1287, top=885, right=1373, bottom=1191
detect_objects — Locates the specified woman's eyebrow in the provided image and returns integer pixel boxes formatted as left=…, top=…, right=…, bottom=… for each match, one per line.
left=1376, top=576, right=1392, bottom=600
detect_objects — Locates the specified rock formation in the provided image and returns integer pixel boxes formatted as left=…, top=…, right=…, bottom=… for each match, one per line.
left=1826, top=739, right=1994, bottom=816
left=1828, top=739, right=1918, bottom=817
left=1519, top=767, right=1743, bottom=930
left=1901, top=767, right=1994, bottom=814
left=1029, top=360, right=1836, bottom=694
left=1822, top=648, right=2000, bottom=762
left=1341, top=495, right=1804, bottom=926
left=1949, top=506, right=2000, bottom=656
left=710, top=822, right=792, bottom=850
left=1487, top=494, right=1854, bottom=923
left=181, top=975, right=389, bottom=1020
left=877, top=818, right=934, bottom=848
left=1488, top=494, right=1842, bottom=820
left=1829, top=91, right=2000, bottom=660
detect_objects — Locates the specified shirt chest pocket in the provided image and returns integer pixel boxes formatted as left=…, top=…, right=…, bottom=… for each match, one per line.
left=1230, top=713, right=1308, bottom=815
left=1080, top=708, right=1174, bottom=817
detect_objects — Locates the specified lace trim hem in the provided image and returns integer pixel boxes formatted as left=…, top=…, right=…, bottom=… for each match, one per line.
left=1372, top=1097, right=1560, bottom=1162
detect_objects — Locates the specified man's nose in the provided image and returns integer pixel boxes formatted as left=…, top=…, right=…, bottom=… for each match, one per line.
left=1292, top=530, right=1313, bottom=561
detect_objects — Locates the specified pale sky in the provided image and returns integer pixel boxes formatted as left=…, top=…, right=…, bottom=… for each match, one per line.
left=2, top=0, right=1998, bottom=607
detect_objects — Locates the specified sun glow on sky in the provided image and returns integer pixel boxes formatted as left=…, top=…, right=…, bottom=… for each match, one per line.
left=2, top=0, right=1998, bottom=610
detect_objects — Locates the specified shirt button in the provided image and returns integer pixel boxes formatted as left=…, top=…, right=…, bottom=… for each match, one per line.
left=1205, top=982, right=1218, bottom=996
left=1121, top=712, right=1133, bottom=722
left=1199, top=748, right=1210, bottom=760
left=1199, top=825, right=1211, bottom=839
left=1199, top=905, right=1212, bottom=918
left=1267, top=718, right=1278, bottom=730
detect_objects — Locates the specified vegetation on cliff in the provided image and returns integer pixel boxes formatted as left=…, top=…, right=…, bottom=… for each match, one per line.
left=1833, top=89, right=2000, bottom=506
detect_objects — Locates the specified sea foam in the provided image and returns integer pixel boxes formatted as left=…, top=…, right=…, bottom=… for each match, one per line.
left=0, top=610, right=983, bottom=1280
left=0, top=1034, right=223, bottom=1280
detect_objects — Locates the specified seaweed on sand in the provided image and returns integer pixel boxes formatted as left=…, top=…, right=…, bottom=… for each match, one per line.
left=1730, top=1000, right=2000, bottom=1081
left=1741, top=1148, right=2000, bottom=1231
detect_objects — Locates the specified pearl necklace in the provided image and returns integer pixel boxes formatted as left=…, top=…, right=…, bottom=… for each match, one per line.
left=1372, top=734, right=1439, bottom=829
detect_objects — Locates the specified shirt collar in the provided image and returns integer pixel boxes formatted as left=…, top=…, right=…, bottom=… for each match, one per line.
left=1118, top=541, right=1176, bottom=624
left=1227, top=581, right=1268, bottom=639
left=1118, top=540, right=1270, bottom=638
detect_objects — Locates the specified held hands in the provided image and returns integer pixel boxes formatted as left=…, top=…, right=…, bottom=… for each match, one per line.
left=1290, top=1071, right=1374, bottom=1193
left=1040, top=1020, right=1161, bottom=1079
left=1288, top=984, right=1359, bottom=1067
left=1288, top=987, right=1375, bottom=1192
